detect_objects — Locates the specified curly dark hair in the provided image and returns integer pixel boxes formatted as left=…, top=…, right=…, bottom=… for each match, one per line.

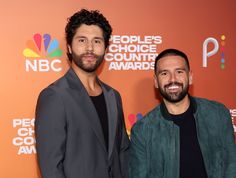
left=65, top=9, right=112, bottom=62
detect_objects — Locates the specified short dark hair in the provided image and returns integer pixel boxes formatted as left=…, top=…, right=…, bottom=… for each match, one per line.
left=154, top=48, right=190, bottom=73
left=65, top=9, right=112, bottom=61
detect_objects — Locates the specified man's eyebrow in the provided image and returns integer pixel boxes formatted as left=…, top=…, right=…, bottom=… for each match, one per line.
left=175, top=67, right=187, bottom=71
left=157, top=69, right=168, bottom=74
left=94, top=37, right=104, bottom=40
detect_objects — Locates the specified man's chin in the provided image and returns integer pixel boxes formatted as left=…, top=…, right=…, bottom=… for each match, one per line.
left=82, top=67, right=97, bottom=73
left=163, top=93, right=185, bottom=102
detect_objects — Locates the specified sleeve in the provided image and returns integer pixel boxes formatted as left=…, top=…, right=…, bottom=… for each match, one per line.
left=35, top=87, right=66, bottom=178
left=221, top=105, right=236, bottom=178
left=128, top=122, right=148, bottom=178
left=116, top=92, right=130, bottom=178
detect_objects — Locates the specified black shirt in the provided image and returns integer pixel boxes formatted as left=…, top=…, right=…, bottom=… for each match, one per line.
left=170, top=104, right=208, bottom=178
left=90, top=93, right=109, bottom=151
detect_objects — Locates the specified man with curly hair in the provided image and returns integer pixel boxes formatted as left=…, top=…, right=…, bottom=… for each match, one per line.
left=35, top=9, right=129, bottom=178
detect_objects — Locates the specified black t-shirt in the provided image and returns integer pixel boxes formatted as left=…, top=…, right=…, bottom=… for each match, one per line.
left=90, top=93, right=109, bottom=151
left=170, top=104, right=208, bottom=178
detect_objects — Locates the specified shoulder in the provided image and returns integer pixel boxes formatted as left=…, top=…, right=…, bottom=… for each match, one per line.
left=194, top=97, right=229, bottom=112
left=50, top=73, right=70, bottom=90
left=193, top=97, right=231, bottom=126
left=130, top=105, right=162, bottom=145
left=132, top=105, right=161, bottom=133
left=39, top=73, right=70, bottom=95
left=101, top=81, right=119, bottom=93
left=100, top=80, right=122, bottom=99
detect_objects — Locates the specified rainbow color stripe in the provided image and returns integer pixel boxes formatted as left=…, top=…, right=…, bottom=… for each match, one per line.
left=220, top=35, right=226, bottom=69
left=23, top=34, right=63, bottom=58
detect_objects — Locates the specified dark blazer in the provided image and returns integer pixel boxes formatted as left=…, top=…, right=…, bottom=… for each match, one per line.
left=35, top=68, right=129, bottom=178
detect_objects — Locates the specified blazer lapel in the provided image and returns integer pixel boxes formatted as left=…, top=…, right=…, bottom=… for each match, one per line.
left=101, top=83, right=118, bottom=159
left=66, top=68, right=107, bottom=152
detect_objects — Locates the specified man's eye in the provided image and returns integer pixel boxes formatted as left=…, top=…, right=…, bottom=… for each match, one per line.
left=177, top=70, right=184, bottom=74
left=78, top=39, right=86, bottom=43
left=160, top=72, right=167, bottom=76
left=94, top=40, right=101, bottom=43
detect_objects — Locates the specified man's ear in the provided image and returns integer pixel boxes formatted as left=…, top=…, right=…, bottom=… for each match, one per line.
left=154, top=74, right=159, bottom=88
left=189, top=70, right=193, bottom=85
left=105, top=47, right=109, bottom=53
left=67, top=45, right=72, bottom=54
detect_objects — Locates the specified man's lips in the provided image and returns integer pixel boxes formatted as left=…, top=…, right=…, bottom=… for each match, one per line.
left=83, top=54, right=96, bottom=62
left=167, top=85, right=180, bottom=90
left=165, top=83, right=182, bottom=92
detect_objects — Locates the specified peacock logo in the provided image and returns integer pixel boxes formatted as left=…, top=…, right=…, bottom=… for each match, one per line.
left=128, top=113, right=143, bottom=127
left=126, top=113, right=143, bottom=136
left=23, top=33, right=62, bottom=58
left=23, top=33, right=63, bottom=72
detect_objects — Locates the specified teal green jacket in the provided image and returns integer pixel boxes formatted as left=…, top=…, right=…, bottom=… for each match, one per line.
left=129, top=97, right=236, bottom=178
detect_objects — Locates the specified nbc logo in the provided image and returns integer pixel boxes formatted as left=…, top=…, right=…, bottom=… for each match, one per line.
left=202, top=35, right=226, bottom=69
left=23, top=33, right=63, bottom=72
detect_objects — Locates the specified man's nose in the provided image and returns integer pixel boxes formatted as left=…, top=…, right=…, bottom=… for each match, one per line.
left=86, top=41, right=93, bottom=51
left=169, top=73, right=177, bottom=82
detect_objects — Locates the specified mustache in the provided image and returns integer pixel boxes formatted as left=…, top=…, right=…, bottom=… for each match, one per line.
left=164, top=82, right=183, bottom=88
left=81, top=52, right=97, bottom=57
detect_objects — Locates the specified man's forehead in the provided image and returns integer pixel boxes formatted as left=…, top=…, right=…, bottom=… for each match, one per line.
left=157, top=55, right=186, bottom=65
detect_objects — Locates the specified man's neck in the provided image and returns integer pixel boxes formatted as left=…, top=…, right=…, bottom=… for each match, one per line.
left=163, top=95, right=190, bottom=115
left=72, top=62, right=102, bottom=96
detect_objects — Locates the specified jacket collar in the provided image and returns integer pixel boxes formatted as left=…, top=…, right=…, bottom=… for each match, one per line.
left=160, top=95, right=197, bottom=120
left=65, top=67, right=117, bottom=158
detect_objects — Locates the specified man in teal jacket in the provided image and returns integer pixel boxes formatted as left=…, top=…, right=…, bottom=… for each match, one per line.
left=129, top=48, right=236, bottom=178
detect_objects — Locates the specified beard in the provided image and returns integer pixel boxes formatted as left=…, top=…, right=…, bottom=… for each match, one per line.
left=71, top=52, right=104, bottom=73
left=158, top=81, right=189, bottom=103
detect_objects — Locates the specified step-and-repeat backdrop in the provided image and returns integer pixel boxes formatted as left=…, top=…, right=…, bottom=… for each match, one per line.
left=1, top=0, right=235, bottom=177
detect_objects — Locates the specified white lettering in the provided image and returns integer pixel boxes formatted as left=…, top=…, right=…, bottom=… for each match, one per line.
left=51, top=59, right=62, bottom=72
left=12, top=137, right=36, bottom=146
left=203, top=37, right=219, bottom=67
left=107, top=35, right=162, bottom=71
left=25, top=59, right=62, bottom=72
left=25, top=59, right=37, bottom=72
left=17, top=128, right=34, bottom=137
left=13, top=118, right=35, bottom=127
left=108, top=61, right=154, bottom=70
left=18, top=146, right=36, bottom=155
